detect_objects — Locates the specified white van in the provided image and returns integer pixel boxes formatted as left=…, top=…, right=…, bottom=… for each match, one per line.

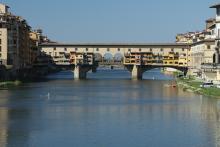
left=200, top=82, right=214, bottom=88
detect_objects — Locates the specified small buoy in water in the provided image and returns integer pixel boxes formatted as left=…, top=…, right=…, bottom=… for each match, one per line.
left=47, top=92, right=50, bottom=100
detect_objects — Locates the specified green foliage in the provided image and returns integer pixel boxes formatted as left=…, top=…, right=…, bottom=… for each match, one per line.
left=177, top=76, right=220, bottom=98
left=0, top=80, right=22, bottom=88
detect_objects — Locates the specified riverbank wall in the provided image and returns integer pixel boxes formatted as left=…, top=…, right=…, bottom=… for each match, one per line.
left=0, top=64, right=59, bottom=83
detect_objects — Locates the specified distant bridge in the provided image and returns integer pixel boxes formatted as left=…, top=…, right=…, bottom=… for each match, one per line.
left=39, top=43, right=190, bottom=79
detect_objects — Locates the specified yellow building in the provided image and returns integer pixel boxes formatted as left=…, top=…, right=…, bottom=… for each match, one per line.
left=163, top=52, right=179, bottom=66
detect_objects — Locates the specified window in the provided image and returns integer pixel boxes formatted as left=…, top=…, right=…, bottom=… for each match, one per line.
left=0, top=46, right=1, bottom=52
left=64, top=48, right=67, bottom=51
left=107, top=48, right=110, bottom=52
left=86, top=48, right=88, bottom=51
left=212, top=30, right=215, bottom=35
left=182, top=48, right=185, bottom=51
left=0, top=53, right=1, bottom=57
left=128, top=48, right=131, bottom=52
left=217, top=8, right=220, bottom=16
left=139, top=48, right=142, bottom=52
left=207, top=45, right=211, bottom=49
left=0, top=39, right=1, bottom=44
left=150, top=48, right=152, bottom=52
left=54, top=47, right=56, bottom=51
left=160, top=48, right=163, bottom=52
left=171, top=48, right=174, bottom=52
left=75, top=48, right=78, bottom=51
left=118, top=48, right=120, bottom=51
left=96, top=48, right=99, bottom=51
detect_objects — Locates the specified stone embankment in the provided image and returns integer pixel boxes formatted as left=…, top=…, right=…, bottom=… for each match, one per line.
left=0, top=64, right=59, bottom=88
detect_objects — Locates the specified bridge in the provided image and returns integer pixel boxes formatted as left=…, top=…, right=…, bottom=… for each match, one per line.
left=40, top=43, right=190, bottom=79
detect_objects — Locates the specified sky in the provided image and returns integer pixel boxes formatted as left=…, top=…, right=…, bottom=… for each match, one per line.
left=1, top=0, right=218, bottom=43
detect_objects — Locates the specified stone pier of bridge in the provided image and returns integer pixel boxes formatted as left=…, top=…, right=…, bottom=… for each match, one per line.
left=74, top=64, right=146, bottom=80
left=72, top=55, right=189, bottom=80
left=74, top=65, right=92, bottom=79
left=125, top=65, right=144, bottom=80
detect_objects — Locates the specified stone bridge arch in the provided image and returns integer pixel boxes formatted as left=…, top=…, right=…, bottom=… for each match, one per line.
left=142, top=65, right=188, bottom=74
left=125, top=65, right=188, bottom=80
left=94, top=53, right=103, bottom=62
left=114, top=53, right=124, bottom=62
left=103, top=53, right=114, bottom=62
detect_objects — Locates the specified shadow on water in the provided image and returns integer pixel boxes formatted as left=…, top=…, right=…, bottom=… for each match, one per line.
left=46, top=68, right=174, bottom=81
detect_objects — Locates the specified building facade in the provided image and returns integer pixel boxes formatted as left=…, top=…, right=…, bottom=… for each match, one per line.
left=188, top=39, right=215, bottom=76
left=0, top=3, right=38, bottom=70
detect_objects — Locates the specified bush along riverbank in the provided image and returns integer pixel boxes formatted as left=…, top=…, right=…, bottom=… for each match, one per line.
left=176, top=77, right=220, bottom=98
left=0, top=80, right=22, bottom=89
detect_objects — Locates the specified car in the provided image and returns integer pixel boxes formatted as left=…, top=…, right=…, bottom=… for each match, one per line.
left=200, top=82, right=214, bottom=88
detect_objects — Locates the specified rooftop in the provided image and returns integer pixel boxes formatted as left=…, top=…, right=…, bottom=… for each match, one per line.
left=0, top=3, right=10, bottom=8
left=206, top=18, right=215, bottom=22
left=210, top=3, right=220, bottom=8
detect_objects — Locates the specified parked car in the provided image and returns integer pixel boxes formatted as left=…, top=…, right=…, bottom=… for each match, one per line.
left=200, top=82, right=214, bottom=88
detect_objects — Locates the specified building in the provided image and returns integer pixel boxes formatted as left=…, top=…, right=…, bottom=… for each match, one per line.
left=0, top=3, right=32, bottom=69
left=188, top=3, right=220, bottom=83
left=189, top=39, right=215, bottom=77
left=179, top=3, right=220, bottom=83
left=40, top=43, right=190, bottom=68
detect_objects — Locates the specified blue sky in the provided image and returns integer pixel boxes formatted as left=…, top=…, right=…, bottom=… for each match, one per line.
left=1, top=0, right=218, bottom=43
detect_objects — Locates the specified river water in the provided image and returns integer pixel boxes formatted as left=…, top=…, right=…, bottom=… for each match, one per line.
left=0, top=69, right=220, bottom=147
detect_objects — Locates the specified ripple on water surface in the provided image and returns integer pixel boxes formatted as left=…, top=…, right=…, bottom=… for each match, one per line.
left=0, top=70, right=220, bottom=147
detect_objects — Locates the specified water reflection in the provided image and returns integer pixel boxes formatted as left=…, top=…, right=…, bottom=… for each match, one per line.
left=0, top=108, right=8, bottom=147
left=0, top=70, right=220, bottom=146
left=201, top=97, right=220, bottom=146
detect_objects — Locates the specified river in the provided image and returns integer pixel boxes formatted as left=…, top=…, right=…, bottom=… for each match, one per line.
left=0, top=69, right=220, bottom=147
